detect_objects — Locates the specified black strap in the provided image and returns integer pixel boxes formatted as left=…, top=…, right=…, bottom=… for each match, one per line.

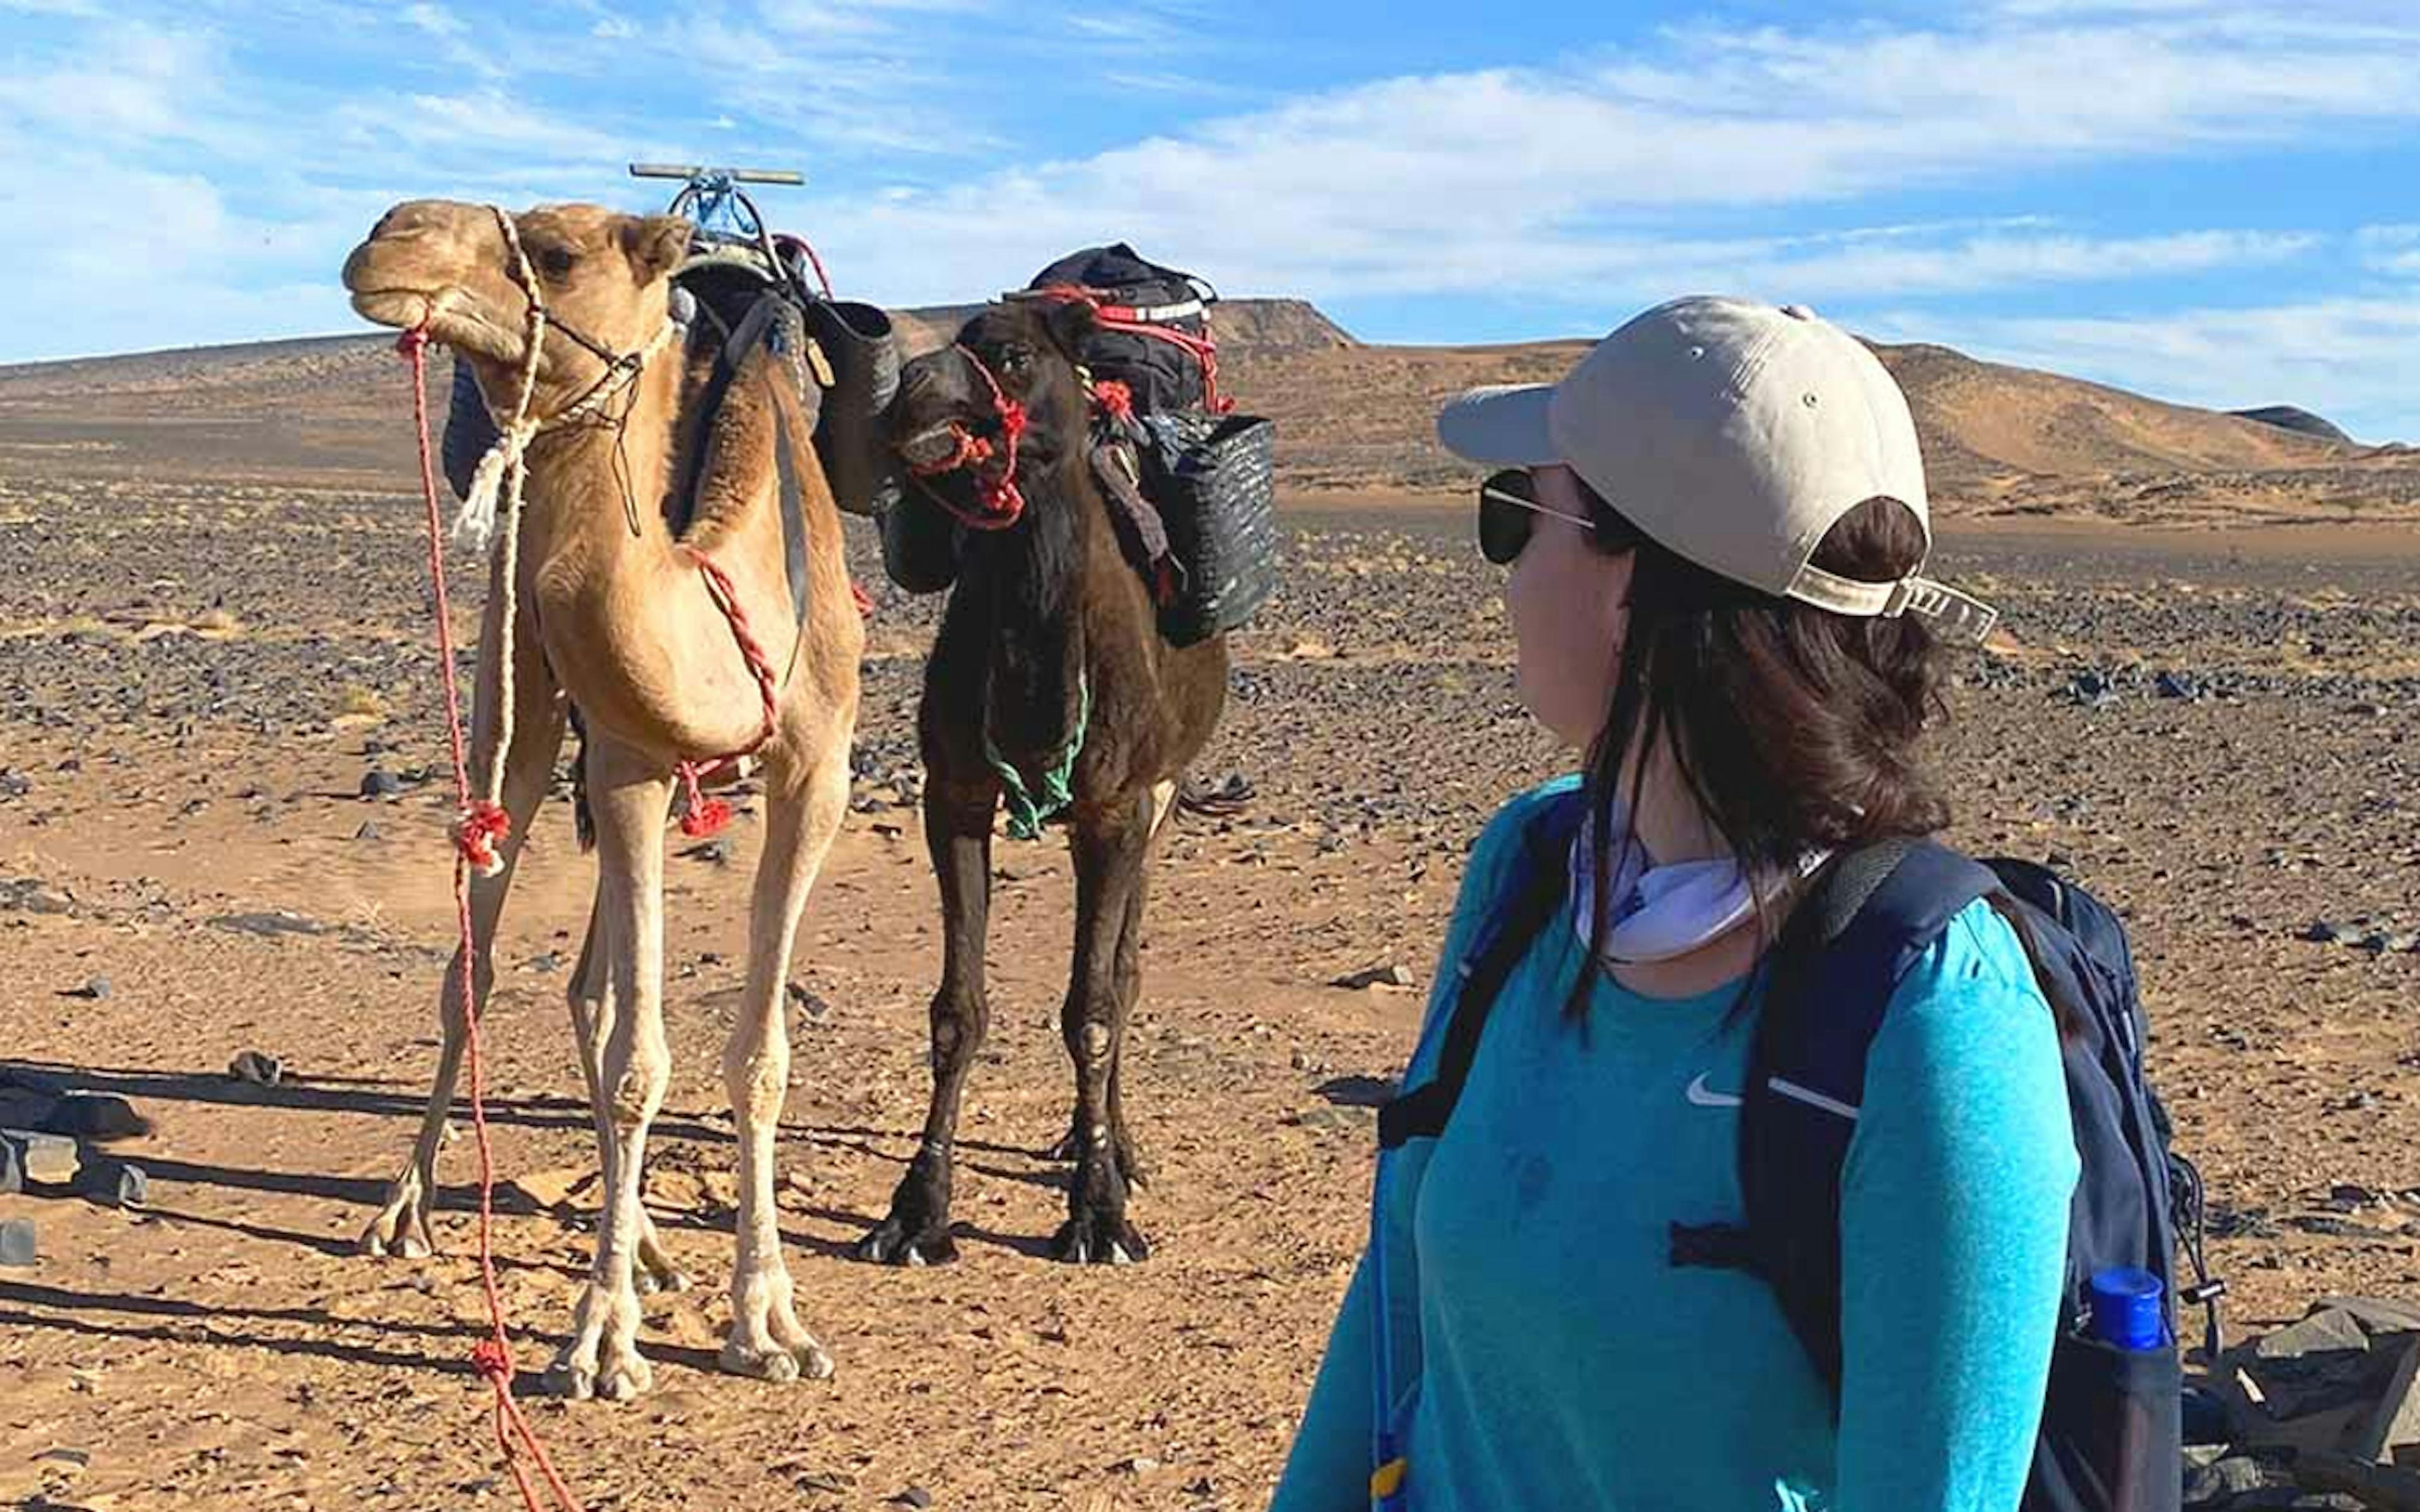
left=1741, top=840, right=2001, bottom=1395
left=1378, top=798, right=1584, bottom=1149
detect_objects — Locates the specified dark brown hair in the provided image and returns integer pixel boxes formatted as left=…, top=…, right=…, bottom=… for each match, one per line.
left=1572, top=486, right=1949, bottom=1007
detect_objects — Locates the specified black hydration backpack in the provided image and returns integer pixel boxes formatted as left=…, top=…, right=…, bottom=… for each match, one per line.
left=1023, top=243, right=1228, bottom=415
left=1378, top=794, right=2223, bottom=1512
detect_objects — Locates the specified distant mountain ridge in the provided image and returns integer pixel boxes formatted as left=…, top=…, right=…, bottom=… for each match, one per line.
left=2, top=301, right=2411, bottom=523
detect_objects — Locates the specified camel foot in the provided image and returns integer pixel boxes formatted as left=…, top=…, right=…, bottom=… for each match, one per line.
left=853, top=1214, right=959, bottom=1268
left=545, top=1283, right=652, bottom=1402
left=853, top=1164, right=958, bottom=1266
left=1050, top=1205, right=1150, bottom=1267
left=635, top=1220, right=693, bottom=1295
left=720, top=1295, right=836, bottom=1382
left=358, top=1176, right=437, bottom=1259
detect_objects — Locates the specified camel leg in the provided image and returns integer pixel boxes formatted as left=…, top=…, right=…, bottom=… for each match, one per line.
left=1051, top=789, right=1154, bottom=1265
left=1045, top=878, right=1151, bottom=1189
left=1047, top=776, right=1172, bottom=1172
left=564, top=896, right=690, bottom=1294
left=360, top=614, right=562, bottom=1261
left=545, top=736, right=671, bottom=1403
left=720, top=728, right=850, bottom=1382
left=856, top=772, right=1001, bottom=1266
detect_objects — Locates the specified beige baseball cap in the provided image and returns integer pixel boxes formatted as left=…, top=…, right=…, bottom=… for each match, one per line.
left=1438, top=295, right=1998, bottom=643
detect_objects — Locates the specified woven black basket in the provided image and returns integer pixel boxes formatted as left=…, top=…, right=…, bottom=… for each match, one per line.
left=1139, top=411, right=1278, bottom=647
left=804, top=297, right=902, bottom=517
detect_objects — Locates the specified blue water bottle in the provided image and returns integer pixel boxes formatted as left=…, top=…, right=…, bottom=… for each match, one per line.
left=2089, top=1267, right=2164, bottom=1512
left=2089, top=1266, right=2166, bottom=1351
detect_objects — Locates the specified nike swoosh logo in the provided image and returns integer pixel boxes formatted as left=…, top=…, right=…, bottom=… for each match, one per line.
left=1685, top=1073, right=1744, bottom=1108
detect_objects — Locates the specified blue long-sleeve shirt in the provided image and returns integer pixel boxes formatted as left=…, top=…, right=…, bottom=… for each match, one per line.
left=1272, top=781, right=2078, bottom=1511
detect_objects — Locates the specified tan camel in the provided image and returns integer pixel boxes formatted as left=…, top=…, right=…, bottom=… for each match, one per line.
left=341, top=200, right=863, bottom=1400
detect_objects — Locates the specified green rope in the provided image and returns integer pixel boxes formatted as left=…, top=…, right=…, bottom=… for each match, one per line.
left=986, top=670, right=1092, bottom=840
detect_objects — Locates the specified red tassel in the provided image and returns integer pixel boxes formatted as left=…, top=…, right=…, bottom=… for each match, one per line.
left=676, top=762, right=732, bottom=839
left=681, top=797, right=732, bottom=839
left=452, top=801, right=512, bottom=874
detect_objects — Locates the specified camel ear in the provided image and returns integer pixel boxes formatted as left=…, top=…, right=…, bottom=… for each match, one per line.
left=1042, top=297, right=1098, bottom=360
left=621, top=215, right=692, bottom=285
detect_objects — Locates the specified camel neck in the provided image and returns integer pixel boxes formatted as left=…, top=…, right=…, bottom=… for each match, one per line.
left=965, top=452, right=1094, bottom=755
left=516, top=355, right=686, bottom=571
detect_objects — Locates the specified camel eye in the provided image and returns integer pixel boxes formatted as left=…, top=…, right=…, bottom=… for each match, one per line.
left=536, top=245, right=577, bottom=280
left=998, top=345, right=1034, bottom=375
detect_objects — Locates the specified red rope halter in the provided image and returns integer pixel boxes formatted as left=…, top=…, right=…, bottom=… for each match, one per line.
left=906, top=343, right=1030, bottom=530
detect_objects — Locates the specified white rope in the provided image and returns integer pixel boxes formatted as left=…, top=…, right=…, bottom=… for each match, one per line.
left=454, top=207, right=673, bottom=852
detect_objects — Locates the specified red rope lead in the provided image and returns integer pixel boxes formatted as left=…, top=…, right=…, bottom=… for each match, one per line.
left=400, top=327, right=582, bottom=1512
left=672, top=548, right=783, bottom=840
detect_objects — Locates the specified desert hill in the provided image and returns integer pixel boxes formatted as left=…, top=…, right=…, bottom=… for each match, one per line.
left=0, top=299, right=2409, bottom=523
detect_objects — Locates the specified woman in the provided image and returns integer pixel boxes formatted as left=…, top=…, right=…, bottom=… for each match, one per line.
left=1270, top=297, right=2075, bottom=1511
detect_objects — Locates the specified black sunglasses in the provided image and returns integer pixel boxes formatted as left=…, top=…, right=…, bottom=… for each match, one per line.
left=1477, top=469, right=1642, bottom=565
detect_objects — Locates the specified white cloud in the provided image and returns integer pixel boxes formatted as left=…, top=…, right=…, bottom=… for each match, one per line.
left=2356, top=226, right=2420, bottom=279
left=0, top=23, right=217, bottom=143
left=401, top=2, right=462, bottom=37
left=1877, top=296, right=2420, bottom=444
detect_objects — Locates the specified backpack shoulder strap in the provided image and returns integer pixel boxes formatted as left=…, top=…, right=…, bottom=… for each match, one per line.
left=1732, top=839, right=2002, bottom=1392
left=1378, top=790, right=1586, bottom=1150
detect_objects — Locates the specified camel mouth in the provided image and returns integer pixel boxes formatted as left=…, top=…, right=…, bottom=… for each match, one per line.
left=897, top=421, right=967, bottom=471
left=349, top=287, right=438, bottom=331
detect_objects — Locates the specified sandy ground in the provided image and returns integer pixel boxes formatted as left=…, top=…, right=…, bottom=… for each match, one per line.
left=3, top=459, right=2419, bottom=1509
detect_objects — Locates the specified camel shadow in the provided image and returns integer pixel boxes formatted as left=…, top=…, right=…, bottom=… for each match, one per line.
left=0, top=1280, right=722, bottom=1387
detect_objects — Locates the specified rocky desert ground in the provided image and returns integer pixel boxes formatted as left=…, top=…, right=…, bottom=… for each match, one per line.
left=2, top=307, right=2417, bottom=1511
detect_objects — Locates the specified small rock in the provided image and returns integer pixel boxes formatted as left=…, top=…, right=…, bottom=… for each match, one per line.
left=1291, top=1106, right=1374, bottom=1133
left=0, top=769, right=30, bottom=800
left=0, top=878, right=73, bottom=915
left=359, top=769, right=404, bottom=799
left=228, top=1050, right=283, bottom=1087
left=2155, top=670, right=2204, bottom=701
left=63, top=975, right=112, bottom=1000
left=0, top=1137, right=20, bottom=1195
left=1114, top=1455, right=1162, bottom=1474
left=41, top=1093, right=149, bottom=1141
left=4, top=1128, right=80, bottom=1184
left=0, top=1218, right=35, bottom=1267
left=1332, top=962, right=1417, bottom=991
left=506, top=1166, right=595, bottom=1212
left=210, top=910, right=328, bottom=939
left=786, top=982, right=833, bottom=1021
left=79, top=1157, right=147, bottom=1209
left=2358, top=1338, right=2420, bottom=1462
left=890, top=1489, right=933, bottom=1510
left=2315, top=1297, right=2420, bottom=1338
left=2303, top=920, right=2351, bottom=944
left=681, top=838, right=734, bottom=866
left=353, top=820, right=382, bottom=842
left=519, top=952, right=565, bottom=975
left=2183, top=1455, right=2269, bottom=1504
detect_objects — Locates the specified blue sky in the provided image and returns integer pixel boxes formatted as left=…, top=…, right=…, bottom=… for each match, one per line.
left=3, top=0, right=2416, bottom=439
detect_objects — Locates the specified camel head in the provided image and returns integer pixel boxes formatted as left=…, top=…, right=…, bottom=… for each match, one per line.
left=342, top=199, right=691, bottom=402
left=890, top=297, right=1100, bottom=510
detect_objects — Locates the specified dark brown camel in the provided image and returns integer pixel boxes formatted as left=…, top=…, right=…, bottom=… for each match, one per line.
left=856, top=297, right=1226, bottom=1266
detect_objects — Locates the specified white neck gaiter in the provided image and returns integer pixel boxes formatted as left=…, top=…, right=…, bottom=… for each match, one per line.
left=1569, top=804, right=1830, bottom=967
